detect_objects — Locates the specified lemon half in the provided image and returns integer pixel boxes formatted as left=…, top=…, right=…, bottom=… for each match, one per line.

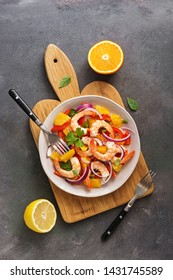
left=24, top=199, right=57, bottom=233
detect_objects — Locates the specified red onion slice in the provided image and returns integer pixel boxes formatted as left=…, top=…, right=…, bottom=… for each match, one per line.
left=82, top=108, right=102, bottom=119
left=102, top=132, right=130, bottom=142
left=101, top=161, right=112, bottom=185
left=76, top=103, right=93, bottom=111
left=90, top=162, right=109, bottom=178
left=120, top=127, right=135, bottom=134
left=93, top=137, right=103, bottom=146
left=81, top=157, right=90, bottom=164
left=46, top=145, right=55, bottom=158
left=66, top=165, right=90, bottom=184
left=115, top=144, right=125, bottom=160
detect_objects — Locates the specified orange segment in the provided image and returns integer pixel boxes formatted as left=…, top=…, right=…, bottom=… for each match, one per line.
left=88, top=40, right=124, bottom=74
left=60, top=149, right=75, bottom=162
left=97, top=146, right=107, bottom=154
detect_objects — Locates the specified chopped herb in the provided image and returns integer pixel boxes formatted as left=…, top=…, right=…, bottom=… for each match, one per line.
left=100, top=128, right=107, bottom=133
left=59, top=160, right=72, bottom=171
left=66, top=129, right=84, bottom=147
left=59, top=76, right=71, bottom=89
left=66, top=131, right=77, bottom=145
left=82, top=120, right=89, bottom=128
left=114, top=158, right=120, bottom=166
left=122, top=119, right=128, bottom=124
left=127, top=97, right=139, bottom=111
left=76, top=127, right=84, bottom=138
left=68, top=109, right=76, bottom=118
left=72, top=170, right=79, bottom=176
left=75, top=138, right=84, bottom=147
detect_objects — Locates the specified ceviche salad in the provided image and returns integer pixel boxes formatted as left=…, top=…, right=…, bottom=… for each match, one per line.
left=47, top=103, right=135, bottom=189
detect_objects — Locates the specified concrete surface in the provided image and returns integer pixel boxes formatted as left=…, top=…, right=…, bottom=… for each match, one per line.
left=0, top=0, right=173, bottom=260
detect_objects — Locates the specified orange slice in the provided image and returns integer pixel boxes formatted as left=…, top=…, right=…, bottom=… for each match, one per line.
left=88, top=40, right=124, bottom=74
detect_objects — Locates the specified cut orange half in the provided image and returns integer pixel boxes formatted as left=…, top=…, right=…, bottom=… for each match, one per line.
left=88, top=40, right=124, bottom=74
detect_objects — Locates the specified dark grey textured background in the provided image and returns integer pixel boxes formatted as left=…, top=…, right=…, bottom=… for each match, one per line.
left=0, top=0, right=173, bottom=260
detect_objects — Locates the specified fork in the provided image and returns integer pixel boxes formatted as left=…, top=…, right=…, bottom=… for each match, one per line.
left=9, top=89, right=70, bottom=155
left=101, top=170, right=156, bottom=242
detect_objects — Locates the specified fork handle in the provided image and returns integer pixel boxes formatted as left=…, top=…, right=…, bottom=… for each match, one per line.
left=101, top=209, right=128, bottom=242
left=9, top=89, right=42, bottom=126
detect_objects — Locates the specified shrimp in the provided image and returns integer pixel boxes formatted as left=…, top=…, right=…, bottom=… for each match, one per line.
left=54, top=157, right=81, bottom=178
left=84, top=161, right=109, bottom=188
left=90, top=120, right=114, bottom=138
left=71, top=110, right=96, bottom=133
left=75, top=136, right=92, bottom=157
left=90, top=139, right=117, bottom=161
left=111, top=145, right=125, bottom=163
left=75, top=136, right=103, bottom=157
left=91, top=161, right=109, bottom=178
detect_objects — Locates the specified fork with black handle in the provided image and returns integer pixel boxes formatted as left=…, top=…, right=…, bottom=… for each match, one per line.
left=101, top=170, right=156, bottom=242
left=9, top=89, right=70, bottom=155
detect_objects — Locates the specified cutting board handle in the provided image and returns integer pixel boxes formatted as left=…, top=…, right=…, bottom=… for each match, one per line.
left=44, top=44, right=80, bottom=102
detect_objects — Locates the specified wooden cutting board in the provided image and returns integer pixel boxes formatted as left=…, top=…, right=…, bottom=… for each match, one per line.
left=30, top=44, right=154, bottom=223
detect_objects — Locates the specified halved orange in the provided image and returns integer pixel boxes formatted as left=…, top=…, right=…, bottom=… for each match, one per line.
left=88, top=40, right=124, bottom=74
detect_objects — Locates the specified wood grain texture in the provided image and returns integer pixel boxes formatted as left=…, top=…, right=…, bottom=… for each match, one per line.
left=81, top=81, right=124, bottom=107
left=29, top=45, right=154, bottom=223
left=45, top=44, right=80, bottom=102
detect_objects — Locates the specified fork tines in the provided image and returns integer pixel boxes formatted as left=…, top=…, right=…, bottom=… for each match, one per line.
left=54, top=139, right=70, bottom=155
left=141, top=170, right=157, bottom=186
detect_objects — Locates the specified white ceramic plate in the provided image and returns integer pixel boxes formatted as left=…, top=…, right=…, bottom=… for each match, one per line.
left=38, top=95, right=140, bottom=197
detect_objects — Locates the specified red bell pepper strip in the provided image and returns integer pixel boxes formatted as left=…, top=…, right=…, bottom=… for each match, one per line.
left=101, top=114, right=111, bottom=122
left=123, top=131, right=131, bottom=145
left=51, top=120, right=70, bottom=132
left=111, top=170, right=117, bottom=178
left=57, top=131, right=66, bottom=141
left=112, top=127, right=125, bottom=139
left=63, top=109, right=71, bottom=115
left=120, top=150, right=135, bottom=165
left=107, top=164, right=116, bottom=178
left=113, top=127, right=131, bottom=144
left=78, top=116, right=85, bottom=126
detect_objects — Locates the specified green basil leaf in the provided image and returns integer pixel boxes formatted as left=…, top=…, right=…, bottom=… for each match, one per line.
left=59, top=160, right=72, bottom=171
left=127, top=97, right=139, bottom=111
left=59, top=76, right=71, bottom=88
left=114, top=158, right=120, bottom=166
